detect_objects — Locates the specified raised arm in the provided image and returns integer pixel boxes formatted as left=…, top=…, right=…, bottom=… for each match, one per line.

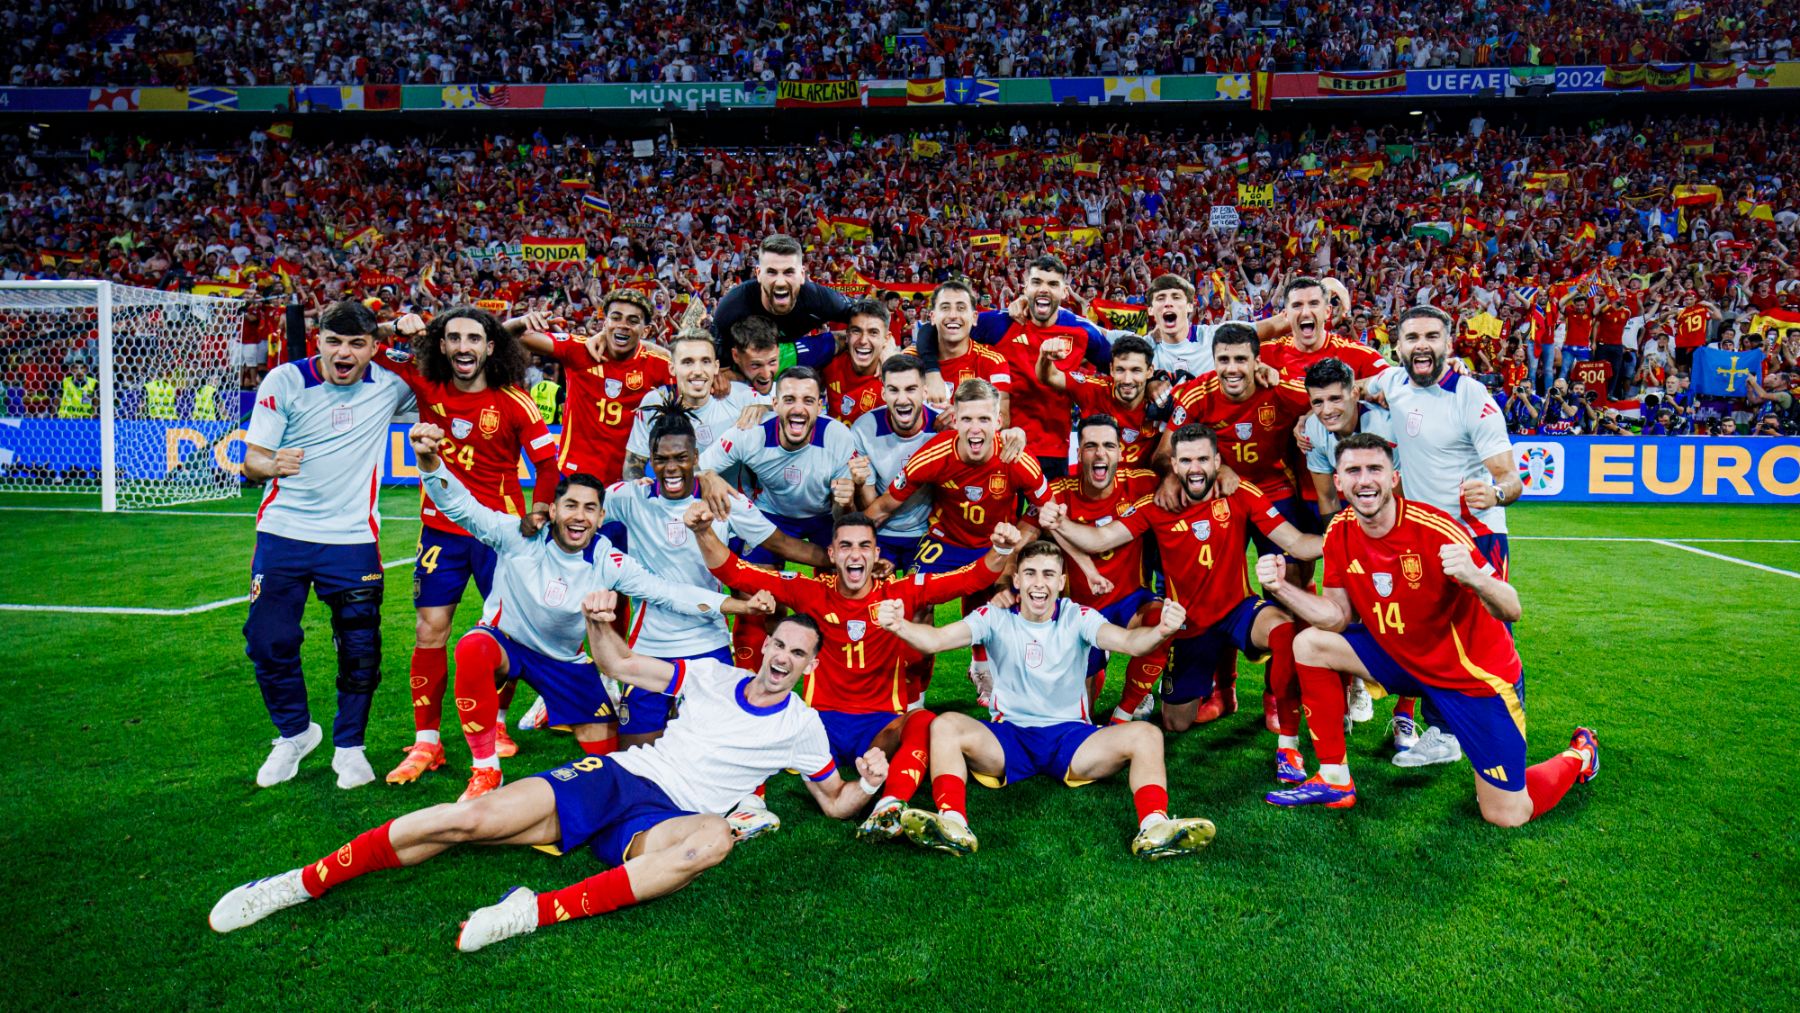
left=411, top=423, right=529, bottom=553
left=1092, top=601, right=1187, bottom=655
left=504, top=311, right=558, bottom=356
left=1440, top=543, right=1521, bottom=623
left=1257, top=555, right=1353, bottom=631
left=582, top=591, right=680, bottom=690
left=874, top=598, right=974, bottom=655
left=1035, top=337, right=1074, bottom=391
left=1035, top=499, right=1134, bottom=554
left=803, top=749, right=890, bottom=819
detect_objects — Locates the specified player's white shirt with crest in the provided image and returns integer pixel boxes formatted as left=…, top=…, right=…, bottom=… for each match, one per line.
left=612, top=658, right=835, bottom=814
left=850, top=405, right=939, bottom=539
left=602, top=480, right=777, bottom=657
left=245, top=359, right=415, bottom=544
left=963, top=600, right=1108, bottom=726
left=698, top=415, right=855, bottom=519
left=1368, top=369, right=1513, bottom=534
left=1151, top=324, right=1222, bottom=380
left=624, top=382, right=767, bottom=466
left=418, top=463, right=727, bottom=663
left=1304, top=402, right=1395, bottom=475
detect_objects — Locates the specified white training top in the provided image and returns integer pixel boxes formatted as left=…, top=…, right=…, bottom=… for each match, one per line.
left=624, top=382, right=766, bottom=476
left=613, top=657, right=837, bottom=814
left=601, top=479, right=777, bottom=657
left=850, top=404, right=940, bottom=540
left=1151, top=323, right=1223, bottom=380
left=420, top=463, right=728, bottom=662
left=246, top=358, right=415, bottom=544
left=963, top=600, right=1108, bottom=727
left=1368, top=368, right=1514, bottom=535
left=698, top=415, right=855, bottom=520
left=1304, top=401, right=1396, bottom=475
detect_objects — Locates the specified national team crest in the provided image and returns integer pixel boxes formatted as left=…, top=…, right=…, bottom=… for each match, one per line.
left=1373, top=573, right=1394, bottom=597
left=846, top=620, right=867, bottom=642
left=478, top=407, right=501, bottom=437
left=1171, top=407, right=1188, bottom=426
left=1407, top=409, right=1424, bottom=437
left=543, top=577, right=568, bottom=607
left=1122, top=428, right=1140, bottom=442
left=1400, top=552, right=1424, bottom=583
left=1257, top=404, right=1277, bottom=428
left=987, top=473, right=1008, bottom=496
left=664, top=520, right=689, bottom=546
left=964, top=485, right=986, bottom=502
left=249, top=573, right=263, bottom=602
left=625, top=370, right=645, bottom=390
left=1024, top=642, right=1044, bottom=668
left=782, top=464, right=803, bottom=486
left=839, top=395, right=855, bottom=416
left=1192, top=519, right=1211, bottom=541
left=451, top=418, right=474, bottom=439
left=1211, top=500, right=1231, bottom=521
left=604, top=378, right=624, bottom=398
left=331, top=406, right=354, bottom=432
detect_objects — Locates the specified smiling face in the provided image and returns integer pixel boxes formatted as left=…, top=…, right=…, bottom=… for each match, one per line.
left=1170, top=435, right=1220, bottom=504
left=844, top=313, right=890, bottom=375
left=440, top=316, right=493, bottom=385
left=1285, top=283, right=1329, bottom=350
left=1309, top=381, right=1357, bottom=436
left=757, top=251, right=805, bottom=315
left=953, top=396, right=1001, bottom=462
left=1395, top=316, right=1450, bottom=386
left=827, top=520, right=878, bottom=595
left=1109, top=350, right=1150, bottom=405
left=932, top=287, right=977, bottom=350
left=882, top=367, right=926, bottom=435
left=649, top=432, right=698, bottom=499
left=1213, top=340, right=1258, bottom=401
left=1023, top=267, right=1066, bottom=325
left=1149, top=287, right=1193, bottom=340
left=755, top=619, right=822, bottom=695
left=773, top=375, right=823, bottom=449
left=550, top=483, right=605, bottom=552
left=733, top=343, right=782, bottom=394
left=1333, top=446, right=1399, bottom=521
left=593, top=300, right=649, bottom=361
left=1076, top=422, right=1120, bottom=493
left=317, top=330, right=378, bottom=385
left=1011, top=551, right=1065, bottom=622
left=669, top=337, right=718, bottom=403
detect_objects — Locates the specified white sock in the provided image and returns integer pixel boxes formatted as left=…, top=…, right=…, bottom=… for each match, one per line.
left=414, top=730, right=440, bottom=746
left=1111, top=706, right=1132, bottom=723
left=1138, top=812, right=1168, bottom=830
left=872, top=795, right=900, bottom=811
left=940, top=810, right=968, bottom=828
left=335, top=745, right=364, bottom=756
left=1277, top=734, right=1300, bottom=750
left=472, top=755, right=500, bottom=771
left=1319, top=762, right=1351, bottom=785
left=496, top=707, right=509, bottom=725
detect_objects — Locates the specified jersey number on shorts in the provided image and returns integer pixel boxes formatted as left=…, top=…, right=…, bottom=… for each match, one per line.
left=418, top=544, right=442, bottom=573
left=569, top=755, right=606, bottom=773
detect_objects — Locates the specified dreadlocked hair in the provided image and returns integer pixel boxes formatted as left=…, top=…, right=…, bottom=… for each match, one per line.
left=643, top=397, right=700, bottom=456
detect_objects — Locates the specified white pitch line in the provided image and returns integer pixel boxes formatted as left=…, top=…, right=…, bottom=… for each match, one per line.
left=1648, top=540, right=1800, bottom=581
left=1513, top=536, right=1800, bottom=544
left=0, top=505, right=424, bottom=519
left=0, top=557, right=415, bottom=616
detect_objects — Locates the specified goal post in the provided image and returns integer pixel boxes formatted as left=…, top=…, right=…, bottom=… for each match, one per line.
left=0, top=280, right=247, bottom=511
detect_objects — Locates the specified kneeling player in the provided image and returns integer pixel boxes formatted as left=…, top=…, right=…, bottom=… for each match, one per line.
left=1260, top=434, right=1598, bottom=824
left=875, top=543, right=1216, bottom=859
left=210, top=602, right=887, bottom=951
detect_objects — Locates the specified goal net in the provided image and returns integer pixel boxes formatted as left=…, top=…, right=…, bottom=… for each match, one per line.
left=0, top=281, right=247, bottom=511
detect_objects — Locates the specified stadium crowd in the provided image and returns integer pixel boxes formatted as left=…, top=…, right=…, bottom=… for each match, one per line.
left=5, top=0, right=1797, bottom=86
left=4, top=108, right=1798, bottom=432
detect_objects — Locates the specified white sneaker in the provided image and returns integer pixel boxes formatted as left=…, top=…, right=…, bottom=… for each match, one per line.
left=255, top=722, right=322, bottom=787
left=726, top=793, right=781, bottom=841
left=209, top=868, right=310, bottom=933
left=517, top=696, right=549, bottom=731
left=1132, top=694, right=1156, bottom=720
left=1391, top=725, right=1463, bottom=767
left=1347, top=679, right=1374, bottom=723
left=332, top=746, right=376, bottom=789
left=1389, top=713, right=1420, bottom=752
left=457, top=886, right=539, bottom=952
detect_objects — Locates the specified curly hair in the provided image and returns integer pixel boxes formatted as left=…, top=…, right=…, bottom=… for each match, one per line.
left=413, top=306, right=527, bottom=389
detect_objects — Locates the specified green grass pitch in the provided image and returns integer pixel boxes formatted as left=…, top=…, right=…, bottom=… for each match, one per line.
left=2, top=491, right=1796, bottom=1009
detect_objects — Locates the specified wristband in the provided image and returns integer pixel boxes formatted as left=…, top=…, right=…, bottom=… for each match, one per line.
left=857, top=777, right=880, bottom=796
left=992, top=545, right=1015, bottom=557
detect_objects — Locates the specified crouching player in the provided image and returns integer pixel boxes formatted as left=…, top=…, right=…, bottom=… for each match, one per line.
left=210, top=601, right=887, bottom=951
left=1261, top=434, right=1599, bottom=823
left=874, top=542, right=1217, bottom=859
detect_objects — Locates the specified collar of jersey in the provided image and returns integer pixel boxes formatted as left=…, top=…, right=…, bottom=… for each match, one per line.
left=542, top=525, right=603, bottom=563
left=874, top=404, right=936, bottom=438
left=1010, top=599, right=1063, bottom=622
left=734, top=677, right=789, bottom=715
left=647, top=480, right=702, bottom=501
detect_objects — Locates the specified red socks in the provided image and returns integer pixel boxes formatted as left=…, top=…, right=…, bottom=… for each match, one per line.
left=1115, top=644, right=1166, bottom=720
left=1133, top=784, right=1169, bottom=824
left=732, top=610, right=768, bottom=668
left=454, top=631, right=505, bottom=761
left=932, top=774, right=967, bottom=820
left=1394, top=696, right=1417, bottom=719
left=884, top=711, right=935, bottom=802
left=409, top=646, right=448, bottom=734
left=1525, top=752, right=1584, bottom=820
left=536, top=866, right=637, bottom=926
left=578, top=737, right=617, bottom=756
left=1297, top=662, right=1348, bottom=764
left=1265, top=622, right=1300, bottom=737
left=301, top=820, right=400, bottom=897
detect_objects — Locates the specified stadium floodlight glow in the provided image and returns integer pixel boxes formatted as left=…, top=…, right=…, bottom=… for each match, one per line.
left=1408, top=109, right=1424, bottom=116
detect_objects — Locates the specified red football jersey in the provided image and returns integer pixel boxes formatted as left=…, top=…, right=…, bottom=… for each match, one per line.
left=380, top=354, right=557, bottom=536
left=710, top=556, right=999, bottom=713
left=890, top=429, right=1052, bottom=548
left=936, top=343, right=1013, bottom=394
left=987, top=316, right=1099, bottom=458
left=1053, top=468, right=1158, bottom=609
left=1116, top=482, right=1286, bottom=632
left=1322, top=497, right=1522, bottom=694
left=1675, top=305, right=1711, bottom=349
left=1260, top=334, right=1391, bottom=381
left=549, top=337, right=671, bottom=481
left=1562, top=308, right=1595, bottom=348
left=822, top=355, right=884, bottom=423
left=1169, top=374, right=1311, bottom=498
left=1066, top=373, right=1157, bottom=466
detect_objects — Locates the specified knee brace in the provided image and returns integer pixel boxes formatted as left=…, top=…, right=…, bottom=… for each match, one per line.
left=324, top=585, right=384, bottom=694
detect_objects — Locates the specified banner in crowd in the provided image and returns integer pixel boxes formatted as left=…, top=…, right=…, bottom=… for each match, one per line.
left=1236, top=184, right=1275, bottom=209
left=1514, top=436, right=1800, bottom=503
left=776, top=80, right=861, bottom=108
left=519, top=237, right=588, bottom=265
left=1690, top=347, right=1765, bottom=397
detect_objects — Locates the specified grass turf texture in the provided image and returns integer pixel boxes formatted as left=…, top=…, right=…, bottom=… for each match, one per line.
left=2, top=491, right=1796, bottom=1009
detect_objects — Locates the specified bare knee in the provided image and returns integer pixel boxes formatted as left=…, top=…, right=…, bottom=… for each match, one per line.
left=673, top=818, right=735, bottom=873
left=1160, top=704, right=1194, bottom=733
left=414, top=613, right=450, bottom=649
left=1293, top=627, right=1336, bottom=667
left=1479, top=795, right=1533, bottom=829
left=429, top=801, right=494, bottom=843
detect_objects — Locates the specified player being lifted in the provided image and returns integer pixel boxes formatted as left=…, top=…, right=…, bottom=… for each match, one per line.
left=210, top=606, right=886, bottom=952
left=849, top=353, right=940, bottom=570
left=241, top=300, right=417, bottom=790
left=1037, top=334, right=1160, bottom=467
left=1261, top=434, right=1598, bottom=823
left=379, top=307, right=561, bottom=785
left=921, top=280, right=1011, bottom=423
left=1043, top=425, right=1322, bottom=783
left=874, top=542, right=1216, bottom=859
left=407, top=423, right=772, bottom=801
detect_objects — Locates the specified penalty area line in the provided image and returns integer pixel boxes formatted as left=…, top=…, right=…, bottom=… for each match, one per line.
left=0, top=557, right=415, bottom=616
left=1648, top=540, right=1800, bottom=582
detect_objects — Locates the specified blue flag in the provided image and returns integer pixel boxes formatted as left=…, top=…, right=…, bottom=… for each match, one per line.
left=1691, top=347, right=1764, bottom=397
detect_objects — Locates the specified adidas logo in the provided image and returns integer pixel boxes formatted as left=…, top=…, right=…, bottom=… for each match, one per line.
left=1345, top=560, right=1365, bottom=574
left=1482, top=765, right=1508, bottom=783
left=258, top=396, right=277, bottom=411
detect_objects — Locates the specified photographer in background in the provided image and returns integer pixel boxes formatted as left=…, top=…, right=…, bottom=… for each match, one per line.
left=1502, top=379, right=1543, bottom=435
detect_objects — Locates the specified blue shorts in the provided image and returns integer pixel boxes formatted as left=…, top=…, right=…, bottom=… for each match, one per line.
left=911, top=536, right=988, bottom=574
left=877, top=533, right=925, bottom=571
left=744, top=513, right=831, bottom=567
left=818, top=709, right=903, bottom=770
left=473, top=626, right=616, bottom=728
left=1085, top=588, right=1157, bottom=677
left=534, top=756, right=696, bottom=866
left=1473, top=533, right=1511, bottom=582
left=1249, top=495, right=1314, bottom=559
left=1343, top=623, right=1528, bottom=789
left=413, top=527, right=498, bottom=608
left=1160, top=596, right=1270, bottom=704
left=973, top=719, right=1100, bottom=788
left=618, top=647, right=730, bottom=737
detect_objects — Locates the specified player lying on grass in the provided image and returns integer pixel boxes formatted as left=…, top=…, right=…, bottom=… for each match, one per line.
left=872, top=541, right=1218, bottom=859
left=1260, top=433, right=1599, bottom=824
left=408, top=422, right=774, bottom=801
left=211, top=604, right=887, bottom=952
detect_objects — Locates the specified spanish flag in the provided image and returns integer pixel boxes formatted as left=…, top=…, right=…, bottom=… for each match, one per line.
left=967, top=231, right=1009, bottom=253
left=907, top=78, right=946, bottom=105
left=911, top=137, right=943, bottom=158
left=1251, top=71, right=1274, bottom=111
left=1671, top=184, right=1722, bottom=206
left=342, top=225, right=381, bottom=249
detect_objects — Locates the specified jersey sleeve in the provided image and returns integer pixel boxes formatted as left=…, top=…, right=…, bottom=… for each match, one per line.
left=1067, top=373, right=1110, bottom=414
left=1238, top=484, right=1290, bottom=537
left=790, top=713, right=839, bottom=784
left=625, top=406, right=653, bottom=458
left=698, top=426, right=752, bottom=474
left=419, top=464, right=528, bottom=553
left=1303, top=416, right=1333, bottom=475
left=708, top=553, right=819, bottom=609
left=1072, top=603, right=1108, bottom=649
left=1320, top=519, right=1349, bottom=589
left=983, top=349, right=1013, bottom=392
left=546, top=335, right=592, bottom=368
left=510, top=387, right=558, bottom=463
left=1011, top=455, right=1053, bottom=507
left=726, top=496, right=780, bottom=549
left=1115, top=497, right=1156, bottom=537
left=787, top=334, right=836, bottom=370
left=906, top=561, right=1000, bottom=609
left=1360, top=405, right=1395, bottom=444
left=959, top=604, right=997, bottom=647
left=824, top=423, right=855, bottom=482
left=890, top=439, right=944, bottom=495
left=245, top=366, right=294, bottom=448
left=602, top=547, right=730, bottom=618
left=1275, top=380, right=1313, bottom=419
left=970, top=310, right=1011, bottom=346
left=1464, top=384, right=1514, bottom=461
